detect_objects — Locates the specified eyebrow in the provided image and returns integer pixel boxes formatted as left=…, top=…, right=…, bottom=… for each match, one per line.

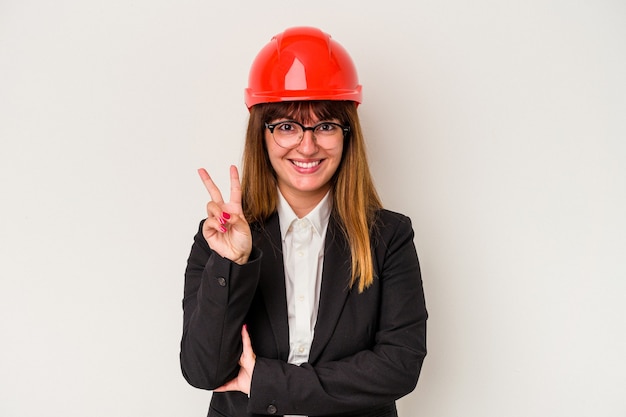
left=271, top=118, right=339, bottom=124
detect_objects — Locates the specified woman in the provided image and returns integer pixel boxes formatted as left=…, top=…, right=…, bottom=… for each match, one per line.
left=181, top=26, right=427, bottom=417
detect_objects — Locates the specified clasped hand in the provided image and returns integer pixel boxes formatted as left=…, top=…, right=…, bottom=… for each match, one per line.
left=214, top=325, right=256, bottom=395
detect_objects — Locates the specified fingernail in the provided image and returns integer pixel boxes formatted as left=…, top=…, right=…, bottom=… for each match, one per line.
left=222, top=212, right=231, bottom=220
left=219, top=225, right=227, bottom=233
left=218, top=217, right=225, bottom=225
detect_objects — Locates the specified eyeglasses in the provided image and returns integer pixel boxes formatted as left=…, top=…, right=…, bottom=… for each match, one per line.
left=265, top=120, right=350, bottom=149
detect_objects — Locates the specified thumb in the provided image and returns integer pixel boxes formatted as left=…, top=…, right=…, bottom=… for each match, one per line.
left=241, top=324, right=255, bottom=361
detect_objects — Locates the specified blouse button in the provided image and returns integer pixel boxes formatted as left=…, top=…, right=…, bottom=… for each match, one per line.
left=216, top=277, right=226, bottom=287
left=267, top=404, right=277, bottom=414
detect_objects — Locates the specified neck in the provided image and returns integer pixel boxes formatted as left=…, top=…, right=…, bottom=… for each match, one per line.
left=278, top=186, right=330, bottom=218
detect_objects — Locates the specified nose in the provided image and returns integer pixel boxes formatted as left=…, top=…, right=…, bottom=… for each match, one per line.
left=296, top=130, right=318, bottom=154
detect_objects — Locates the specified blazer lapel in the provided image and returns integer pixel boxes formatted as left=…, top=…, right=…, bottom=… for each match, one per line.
left=254, top=214, right=290, bottom=361
left=309, top=215, right=352, bottom=363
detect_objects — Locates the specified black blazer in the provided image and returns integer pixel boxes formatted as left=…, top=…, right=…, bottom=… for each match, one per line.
left=180, top=209, right=427, bottom=417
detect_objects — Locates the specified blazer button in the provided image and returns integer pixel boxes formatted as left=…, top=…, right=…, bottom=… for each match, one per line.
left=266, top=404, right=277, bottom=414
left=216, top=277, right=226, bottom=287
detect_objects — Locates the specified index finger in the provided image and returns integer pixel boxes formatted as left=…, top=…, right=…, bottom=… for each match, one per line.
left=197, top=168, right=224, bottom=204
left=229, top=165, right=242, bottom=207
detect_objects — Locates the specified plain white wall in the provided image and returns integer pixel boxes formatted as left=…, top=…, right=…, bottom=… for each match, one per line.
left=1, top=1, right=625, bottom=416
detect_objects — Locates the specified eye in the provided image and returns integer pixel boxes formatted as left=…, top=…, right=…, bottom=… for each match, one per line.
left=315, top=123, right=338, bottom=134
left=276, top=122, right=299, bottom=134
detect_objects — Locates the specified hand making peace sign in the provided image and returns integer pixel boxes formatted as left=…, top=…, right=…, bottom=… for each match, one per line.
left=198, top=165, right=252, bottom=265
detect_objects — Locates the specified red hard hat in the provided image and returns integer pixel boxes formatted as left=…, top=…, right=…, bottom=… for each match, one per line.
left=244, top=26, right=362, bottom=109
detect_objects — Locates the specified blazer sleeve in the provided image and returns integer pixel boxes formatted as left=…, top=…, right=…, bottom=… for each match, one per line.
left=180, top=220, right=262, bottom=390
left=247, top=213, right=428, bottom=416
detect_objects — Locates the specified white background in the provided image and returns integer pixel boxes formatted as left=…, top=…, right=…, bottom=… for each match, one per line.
left=1, top=1, right=625, bottom=416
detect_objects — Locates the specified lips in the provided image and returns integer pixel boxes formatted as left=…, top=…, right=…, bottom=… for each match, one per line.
left=291, top=160, right=322, bottom=169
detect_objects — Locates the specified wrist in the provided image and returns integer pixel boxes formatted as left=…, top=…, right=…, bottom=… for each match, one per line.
left=234, top=254, right=249, bottom=265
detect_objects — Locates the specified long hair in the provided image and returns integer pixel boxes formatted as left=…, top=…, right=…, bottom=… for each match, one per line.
left=241, top=101, right=382, bottom=292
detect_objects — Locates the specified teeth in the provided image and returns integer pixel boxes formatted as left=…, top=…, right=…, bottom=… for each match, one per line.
left=292, top=160, right=320, bottom=169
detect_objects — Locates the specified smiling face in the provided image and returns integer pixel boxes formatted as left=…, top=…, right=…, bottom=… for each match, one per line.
left=265, top=115, right=344, bottom=214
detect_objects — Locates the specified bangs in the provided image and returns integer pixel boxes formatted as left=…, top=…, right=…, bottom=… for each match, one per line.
left=259, top=101, right=353, bottom=124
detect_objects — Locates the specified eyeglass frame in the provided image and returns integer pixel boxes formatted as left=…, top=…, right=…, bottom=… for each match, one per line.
left=264, top=120, right=350, bottom=149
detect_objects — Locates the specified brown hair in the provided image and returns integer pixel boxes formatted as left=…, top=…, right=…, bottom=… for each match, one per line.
left=241, top=101, right=382, bottom=292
